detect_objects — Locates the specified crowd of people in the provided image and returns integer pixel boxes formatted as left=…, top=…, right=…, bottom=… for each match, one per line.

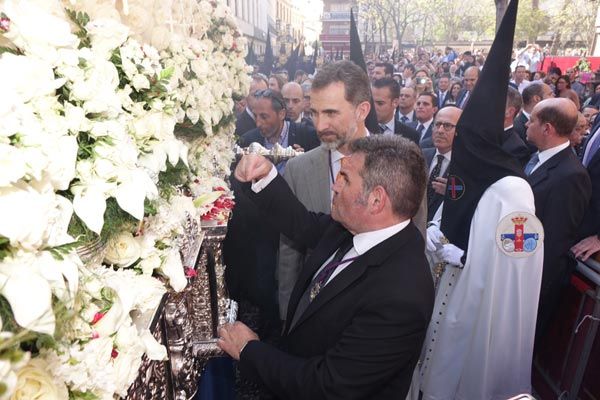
left=217, top=9, right=600, bottom=398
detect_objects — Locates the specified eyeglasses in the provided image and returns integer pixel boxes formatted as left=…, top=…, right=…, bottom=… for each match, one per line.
left=254, top=89, right=287, bottom=110
left=433, top=121, right=457, bottom=131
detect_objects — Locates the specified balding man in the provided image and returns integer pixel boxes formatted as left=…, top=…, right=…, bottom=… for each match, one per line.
left=422, top=106, right=462, bottom=221
left=525, top=98, right=592, bottom=344
left=282, top=82, right=312, bottom=127
left=514, top=82, right=553, bottom=152
left=235, top=74, right=268, bottom=137
left=456, top=66, right=480, bottom=109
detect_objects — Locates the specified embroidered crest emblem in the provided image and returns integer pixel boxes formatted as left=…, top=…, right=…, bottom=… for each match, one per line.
left=496, top=212, right=544, bottom=257
left=446, top=175, right=465, bottom=200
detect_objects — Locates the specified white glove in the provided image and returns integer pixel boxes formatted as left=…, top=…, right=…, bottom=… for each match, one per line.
left=426, top=223, right=445, bottom=253
left=437, top=243, right=465, bottom=267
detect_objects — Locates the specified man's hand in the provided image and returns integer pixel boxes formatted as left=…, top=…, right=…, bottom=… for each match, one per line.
left=571, top=235, right=600, bottom=262
left=432, top=177, right=447, bottom=196
left=234, top=154, right=273, bottom=183
left=217, top=321, right=259, bottom=360
left=292, top=144, right=305, bottom=152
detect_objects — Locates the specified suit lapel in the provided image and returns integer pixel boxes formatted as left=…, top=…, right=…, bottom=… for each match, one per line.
left=287, top=224, right=415, bottom=333
left=285, top=229, right=350, bottom=328
left=527, top=147, right=570, bottom=187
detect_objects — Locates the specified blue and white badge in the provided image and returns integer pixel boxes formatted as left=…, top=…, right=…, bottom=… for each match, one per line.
left=496, top=212, right=544, bottom=258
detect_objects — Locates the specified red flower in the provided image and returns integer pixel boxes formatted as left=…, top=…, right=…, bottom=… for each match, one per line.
left=185, top=267, right=197, bottom=278
left=0, top=17, right=10, bottom=33
left=91, top=312, right=106, bottom=325
left=111, top=348, right=119, bottom=359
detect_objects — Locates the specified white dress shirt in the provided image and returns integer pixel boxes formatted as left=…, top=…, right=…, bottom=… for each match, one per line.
left=428, top=150, right=452, bottom=177
left=252, top=167, right=411, bottom=288
left=417, top=118, right=434, bottom=141
left=380, top=118, right=395, bottom=135
left=398, top=110, right=415, bottom=123
left=529, top=141, right=570, bottom=174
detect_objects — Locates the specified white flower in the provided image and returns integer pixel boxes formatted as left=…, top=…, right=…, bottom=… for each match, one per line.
left=93, top=299, right=125, bottom=337
left=131, top=74, right=150, bottom=91
left=0, top=54, right=63, bottom=103
left=0, top=257, right=55, bottom=335
left=11, top=358, right=68, bottom=400
left=72, top=184, right=108, bottom=234
left=86, top=18, right=130, bottom=59
left=139, top=253, right=161, bottom=275
left=104, top=232, right=142, bottom=268
left=0, top=183, right=72, bottom=250
left=2, top=0, right=78, bottom=62
left=161, top=248, right=187, bottom=292
left=0, top=144, right=27, bottom=187
left=114, top=168, right=158, bottom=220
left=140, top=330, right=167, bottom=361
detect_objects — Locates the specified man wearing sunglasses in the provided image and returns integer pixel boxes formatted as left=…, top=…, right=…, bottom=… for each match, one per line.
left=238, top=89, right=319, bottom=173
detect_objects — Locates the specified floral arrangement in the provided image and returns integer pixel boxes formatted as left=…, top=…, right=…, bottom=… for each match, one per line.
left=0, top=0, right=249, bottom=398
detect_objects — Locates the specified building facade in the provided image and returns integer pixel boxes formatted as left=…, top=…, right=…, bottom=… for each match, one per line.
left=320, top=0, right=356, bottom=59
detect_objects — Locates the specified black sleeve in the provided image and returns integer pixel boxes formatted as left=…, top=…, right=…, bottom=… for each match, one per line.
left=238, top=174, right=333, bottom=250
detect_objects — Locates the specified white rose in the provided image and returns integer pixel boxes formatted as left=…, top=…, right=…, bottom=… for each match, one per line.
left=11, top=358, right=68, bottom=400
left=86, top=18, right=130, bottom=59
left=104, top=232, right=142, bottom=267
left=131, top=74, right=150, bottom=91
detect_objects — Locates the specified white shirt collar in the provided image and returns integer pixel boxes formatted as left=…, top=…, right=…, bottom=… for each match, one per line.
left=400, top=110, right=414, bottom=120
left=504, top=125, right=514, bottom=131
left=246, top=106, right=255, bottom=121
left=419, top=118, right=433, bottom=130
left=434, top=149, right=451, bottom=159
left=352, top=219, right=411, bottom=255
left=535, top=141, right=570, bottom=170
left=522, top=110, right=531, bottom=120
left=331, top=149, right=345, bottom=164
left=383, top=117, right=395, bottom=133
left=294, top=112, right=304, bottom=124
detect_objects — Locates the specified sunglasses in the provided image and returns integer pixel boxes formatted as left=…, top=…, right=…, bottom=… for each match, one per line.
left=254, top=89, right=287, bottom=110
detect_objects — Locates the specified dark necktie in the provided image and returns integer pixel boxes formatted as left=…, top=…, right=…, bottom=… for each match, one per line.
left=459, top=91, right=469, bottom=109
left=417, top=124, right=425, bottom=140
left=427, top=154, right=445, bottom=202
left=524, top=152, right=540, bottom=176
left=400, top=115, right=408, bottom=124
left=289, top=237, right=355, bottom=329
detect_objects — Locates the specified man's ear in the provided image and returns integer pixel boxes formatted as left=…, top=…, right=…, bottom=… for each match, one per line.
left=368, top=185, right=387, bottom=214
left=355, top=100, right=371, bottom=122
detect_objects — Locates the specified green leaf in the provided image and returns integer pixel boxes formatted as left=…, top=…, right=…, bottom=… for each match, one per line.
left=159, top=66, right=174, bottom=81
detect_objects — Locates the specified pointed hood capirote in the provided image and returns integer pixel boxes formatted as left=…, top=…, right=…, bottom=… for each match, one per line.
left=440, top=0, right=525, bottom=253
left=349, top=8, right=379, bottom=134
left=261, top=30, right=274, bottom=75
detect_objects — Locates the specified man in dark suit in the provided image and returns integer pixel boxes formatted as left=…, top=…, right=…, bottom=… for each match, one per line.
left=435, top=73, right=452, bottom=108
left=456, top=66, right=479, bottom=109
left=571, top=113, right=600, bottom=262
left=226, top=89, right=318, bottom=341
left=514, top=82, right=553, bottom=153
left=502, top=86, right=530, bottom=166
left=524, top=98, right=592, bottom=342
left=422, top=106, right=461, bottom=221
left=408, top=92, right=438, bottom=149
left=219, top=135, right=434, bottom=399
left=235, top=74, right=269, bottom=137
left=238, top=89, right=320, bottom=161
left=371, top=78, right=420, bottom=145
left=396, top=86, right=417, bottom=124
